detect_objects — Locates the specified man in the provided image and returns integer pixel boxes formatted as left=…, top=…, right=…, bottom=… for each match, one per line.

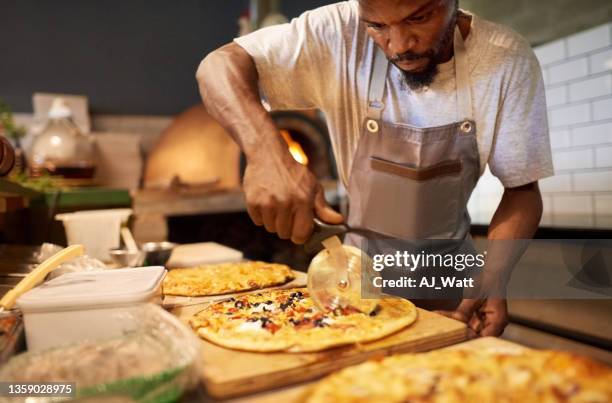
left=196, top=0, right=553, bottom=337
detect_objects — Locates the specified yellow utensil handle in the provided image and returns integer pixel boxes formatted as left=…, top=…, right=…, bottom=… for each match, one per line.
left=0, top=244, right=85, bottom=310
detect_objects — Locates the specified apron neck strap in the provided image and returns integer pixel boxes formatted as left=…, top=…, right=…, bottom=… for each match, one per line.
left=367, top=46, right=389, bottom=121
left=453, top=26, right=472, bottom=121
left=366, top=25, right=473, bottom=122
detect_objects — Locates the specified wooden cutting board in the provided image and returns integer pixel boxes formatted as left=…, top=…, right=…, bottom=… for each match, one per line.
left=172, top=300, right=467, bottom=398
left=230, top=337, right=528, bottom=403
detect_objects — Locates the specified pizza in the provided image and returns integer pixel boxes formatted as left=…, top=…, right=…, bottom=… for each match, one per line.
left=306, top=349, right=612, bottom=403
left=189, top=288, right=417, bottom=352
left=162, top=261, right=295, bottom=296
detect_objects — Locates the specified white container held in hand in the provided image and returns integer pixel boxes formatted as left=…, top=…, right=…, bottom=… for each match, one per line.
left=56, top=208, right=132, bottom=261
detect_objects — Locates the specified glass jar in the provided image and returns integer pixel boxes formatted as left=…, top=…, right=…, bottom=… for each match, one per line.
left=29, top=98, right=96, bottom=179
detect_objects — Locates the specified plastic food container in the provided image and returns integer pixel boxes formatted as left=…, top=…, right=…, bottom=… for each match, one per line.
left=55, top=208, right=132, bottom=261
left=1, top=303, right=201, bottom=402
left=16, top=266, right=166, bottom=351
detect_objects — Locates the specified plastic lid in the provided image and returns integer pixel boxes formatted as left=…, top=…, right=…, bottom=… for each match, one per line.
left=48, top=98, right=73, bottom=119
left=17, top=266, right=166, bottom=312
left=55, top=208, right=132, bottom=223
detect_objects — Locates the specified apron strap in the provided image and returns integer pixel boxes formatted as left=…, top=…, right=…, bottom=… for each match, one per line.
left=453, top=26, right=473, bottom=121
left=366, top=47, right=388, bottom=121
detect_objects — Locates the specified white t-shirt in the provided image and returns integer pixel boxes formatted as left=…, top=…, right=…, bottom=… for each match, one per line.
left=234, top=1, right=554, bottom=188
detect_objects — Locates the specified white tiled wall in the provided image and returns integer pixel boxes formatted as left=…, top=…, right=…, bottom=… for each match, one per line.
left=469, top=22, right=612, bottom=229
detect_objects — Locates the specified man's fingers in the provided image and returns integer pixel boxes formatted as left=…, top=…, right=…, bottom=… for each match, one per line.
left=246, top=205, right=263, bottom=226
left=466, top=327, right=478, bottom=340
left=314, top=187, right=344, bottom=224
left=480, top=299, right=508, bottom=337
left=481, top=321, right=506, bottom=337
left=468, top=314, right=484, bottom=334
left=261, top=207, right=277, bottom=234
left=435, top=299, right=484, bottom=325
left=453, top=299, right=484, bottom=323
left=275, top=208, right=293, bottom=240
left=291, top=206, right=314, bottom=244
left=435, top=309, right=477, bottom=339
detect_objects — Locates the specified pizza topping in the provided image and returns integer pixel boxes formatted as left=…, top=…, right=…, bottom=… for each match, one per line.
left=290, top=291, right=305, bottom=299
left=263, top=321, right=281, bottom=334
left=236, top=321, right=265, bottom=333
left=239, top=316, right=281, bottom=334
left=279, top=291, right=306, bottom=311
left=234, top=300, right=248, bottom=309
left=292, top=318, right=314, bottom=329
left=251, top=302, right=275, bottom=313
left=369, top=305, right=381, bottom=316
left=313, top=318, right=329, bottom=328
left=332, top=306, right=363, bottom=316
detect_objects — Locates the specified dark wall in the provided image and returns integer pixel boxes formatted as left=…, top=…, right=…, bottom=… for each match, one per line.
left=0, top=0, right=335, bottom=115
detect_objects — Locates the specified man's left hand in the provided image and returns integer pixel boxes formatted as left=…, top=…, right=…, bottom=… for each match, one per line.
left=437, top=298, right=508, bottom=338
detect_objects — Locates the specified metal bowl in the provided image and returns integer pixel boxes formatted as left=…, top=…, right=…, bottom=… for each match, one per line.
left=108, top=248, right=144, bottom=268
left=141, top=242, right=176, bottom=267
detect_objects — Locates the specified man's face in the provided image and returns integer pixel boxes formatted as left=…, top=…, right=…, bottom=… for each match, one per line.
left=359, top=0, right=458, bottom=89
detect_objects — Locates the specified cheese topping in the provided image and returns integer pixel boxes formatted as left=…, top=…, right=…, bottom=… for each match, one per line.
left=251, top=303, right=276, bottom=313
left=236, top=321, right=265, bottom=333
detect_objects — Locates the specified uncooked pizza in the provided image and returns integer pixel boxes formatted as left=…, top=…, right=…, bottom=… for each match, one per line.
left=306, top=349, right=612, bottom=403
left=162, top=261, right=295, bottom=296
left=189, top=288, right=417, bottom=352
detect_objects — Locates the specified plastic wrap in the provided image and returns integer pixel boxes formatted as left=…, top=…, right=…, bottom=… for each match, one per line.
left=37, top=243, right=107, bottom=280
left=0, top=304, right=201, bottom=402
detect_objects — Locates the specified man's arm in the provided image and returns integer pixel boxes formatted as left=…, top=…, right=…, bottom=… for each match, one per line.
left=196, top=43, right=342, bottom=243
left=489, top=182, right=543, bottom=240
left=440, top=182, right=542, bottom=337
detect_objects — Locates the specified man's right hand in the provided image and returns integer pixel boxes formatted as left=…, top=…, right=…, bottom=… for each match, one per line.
left=243, top=151, right=344, bottom=244
left=196, top=43, right=342, bottom=241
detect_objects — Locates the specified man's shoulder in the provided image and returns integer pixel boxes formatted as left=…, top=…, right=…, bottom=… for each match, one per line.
left=305, top=1, right=357, bottom=19
left=299, top=1, right=358, bottom=31
left=471, top=13, right=535, bottom=61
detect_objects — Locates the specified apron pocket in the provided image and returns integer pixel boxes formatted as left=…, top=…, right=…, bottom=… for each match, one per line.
left=370, top=157, right=463, bottom=181
left=355, top=156, right=462, bottom=239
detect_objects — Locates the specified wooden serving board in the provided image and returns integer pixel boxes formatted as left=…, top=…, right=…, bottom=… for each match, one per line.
left=172, top=301, right=467, bottom=399
left=163, top=271, right=307, bottom=308
left=231, top=337, right=528, bottom=403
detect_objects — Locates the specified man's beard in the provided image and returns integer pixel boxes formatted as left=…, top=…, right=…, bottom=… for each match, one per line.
left=391, top=15, right=457, bottom=90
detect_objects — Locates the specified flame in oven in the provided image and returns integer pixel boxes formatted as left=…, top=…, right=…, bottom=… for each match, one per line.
left=280, top=130, right=309, bottom=166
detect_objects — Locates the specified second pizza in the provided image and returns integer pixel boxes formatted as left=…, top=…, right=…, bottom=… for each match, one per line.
left=162, top=261, right=296, bottom=296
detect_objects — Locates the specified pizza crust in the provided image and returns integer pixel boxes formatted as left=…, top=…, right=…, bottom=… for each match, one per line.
left=189, top=288, right=417, bottom=353
left=162, top=261, right=295, bottom=296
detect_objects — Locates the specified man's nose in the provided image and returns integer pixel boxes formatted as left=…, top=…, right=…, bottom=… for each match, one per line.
left=387, top=25, right=417, bottom=56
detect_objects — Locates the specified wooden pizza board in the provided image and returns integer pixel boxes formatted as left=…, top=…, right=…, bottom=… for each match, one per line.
left=163, top=271, right=307, bottom=308
left=230, top=337, right=529, bottom=403
left=172, top=299, right=467, bottom=399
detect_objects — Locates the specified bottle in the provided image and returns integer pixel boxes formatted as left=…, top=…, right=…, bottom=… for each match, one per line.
left=29, top=98, right=96, bottom=179
left=0, top=136, right=15, bottom=176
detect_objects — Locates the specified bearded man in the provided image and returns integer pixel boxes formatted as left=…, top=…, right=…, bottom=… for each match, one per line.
left=196, top=0, right=554, bottom=337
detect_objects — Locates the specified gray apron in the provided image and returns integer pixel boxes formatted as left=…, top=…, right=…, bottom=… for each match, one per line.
left=347, top=28, right=480, bottom=308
